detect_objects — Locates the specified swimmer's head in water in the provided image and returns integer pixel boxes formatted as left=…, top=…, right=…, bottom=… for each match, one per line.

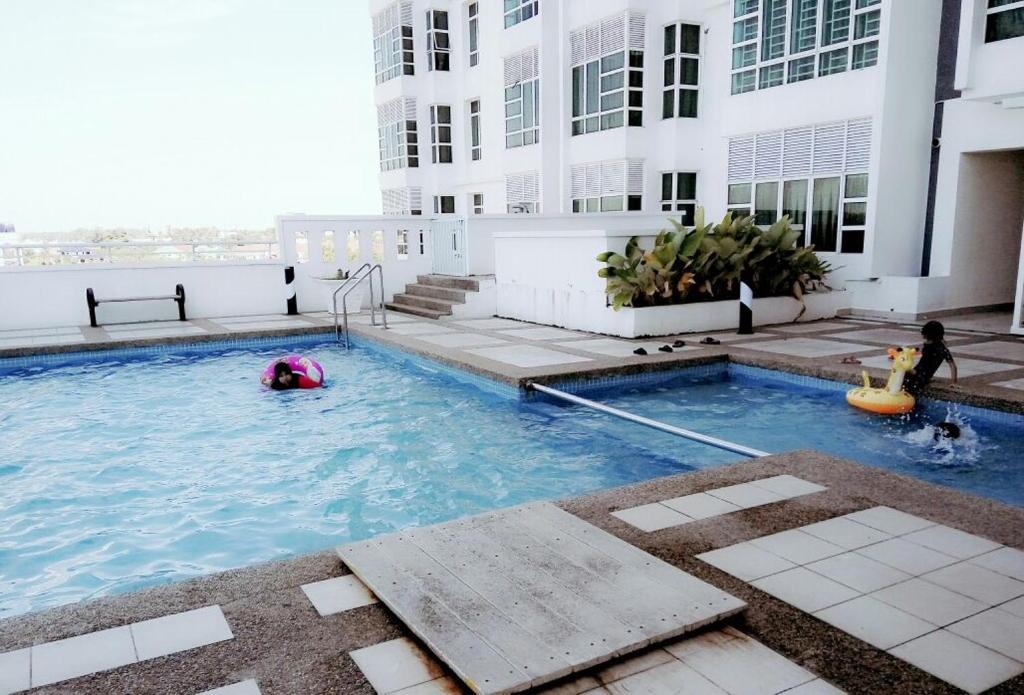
left=934, top=421, right=961, bottom=440
left=271, top=362, right=296, bottom=390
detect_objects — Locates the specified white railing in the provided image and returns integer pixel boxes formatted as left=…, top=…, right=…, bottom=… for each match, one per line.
left=0, top=240, right=278, bottom=267
left=431, top=219, right=469, bottom=277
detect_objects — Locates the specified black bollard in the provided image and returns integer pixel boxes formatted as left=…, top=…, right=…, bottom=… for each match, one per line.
left=285, top=266, right=298, bottom=315
left=738, top=270, right=753, bottom=335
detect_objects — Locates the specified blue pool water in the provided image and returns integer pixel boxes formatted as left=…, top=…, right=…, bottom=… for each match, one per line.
left=1, top=337, right=1021, bottom=618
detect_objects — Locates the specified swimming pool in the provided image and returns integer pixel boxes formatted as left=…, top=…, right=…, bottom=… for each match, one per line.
left=1, top=336, right=1021, bottom=618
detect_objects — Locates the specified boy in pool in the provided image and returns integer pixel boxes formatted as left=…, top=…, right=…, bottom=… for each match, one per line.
left=903, top=320, right=958, bottom=396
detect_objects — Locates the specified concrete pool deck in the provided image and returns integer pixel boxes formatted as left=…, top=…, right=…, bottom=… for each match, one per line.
left=2, top=310, right=1024, bottom=414
left=1, top=451, right=1022, bottom=694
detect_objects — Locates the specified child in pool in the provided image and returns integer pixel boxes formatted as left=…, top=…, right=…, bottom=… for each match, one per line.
left=903, top=321, right=958, bottom=396
left=268, top=362, right=301, bottom=390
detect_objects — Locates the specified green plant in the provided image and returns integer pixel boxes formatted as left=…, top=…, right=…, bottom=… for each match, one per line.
left=597, top=211, right=832, bottom=311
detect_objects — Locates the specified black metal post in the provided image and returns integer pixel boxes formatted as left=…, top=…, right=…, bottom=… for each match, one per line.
left=86, top=288, right=98, bottom=327
left=738, top=271, right=753, bottom=335
left=284, top=266, right=298, bottom=315
left=175, top=283, right=187, bottom=321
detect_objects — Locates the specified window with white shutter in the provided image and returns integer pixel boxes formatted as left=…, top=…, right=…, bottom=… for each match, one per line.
left=570, top=12, right=645, bottom=135
left=373, top=2, right=414, bottom=84
left=570, top=159, right=644, bottom=213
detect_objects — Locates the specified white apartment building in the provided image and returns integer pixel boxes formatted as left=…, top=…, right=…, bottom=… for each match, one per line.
left=368, top=0, right=1024, bottom=323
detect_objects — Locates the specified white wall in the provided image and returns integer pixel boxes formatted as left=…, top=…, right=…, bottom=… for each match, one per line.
left=0, top=263, right=286, bottom=330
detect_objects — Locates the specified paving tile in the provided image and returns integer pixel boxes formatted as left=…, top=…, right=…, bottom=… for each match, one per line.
left=970, top=547, right=1024, bottom=582
left=349, top=312, right=416, bottom=324
left=780, top=679, right=846, bottom=694
left=921, top=562, right=1024, bottom=606
left=552, top=338, right=699, bottom=358
left=199, top=680, right=262, bottom=695
left=859, top=354, right=1018, bottom=378
left=413, top=332, right=510, bottom=349
left=385, top=323, right=456, bottom=336
left=799, top=517, right=891, bottom=550
left=820, top=327, right=927, bottom=346
left=842, top=506, right=935, bottom=536
left=704, top=482, right=786, bottom=508
left=224, top=320, right=314, bottom=332
left=732, top=337, right=878, bottom=358
left=856, top=538, right=959, bottom=575
left=302, top=575, right=378, bottom=616
left=130, top=605, right=234, bottom=661
left=948, top=607, right=1024, bottom=663
left=350, top=638, right=445, bottom=694
left=749, top=529, right=846, bottom=565
left=752, top=567, right=860, bottom=613
left=953, top=340, right=1024, bottom=362
left=747, top=475, right=827, bottom=498
left=601, top=659, right=726, bottom=694
left=665, top=626, right=817, bottom=695
left=610, top=503, right=691, bottom=532
left=901, top=525, right=1002, bottom=560
left=697, top=542, right=797, bottom=582
left=534, top=674, right=602, bottom=695
left=871, top=578, right=987, bottom=626
left=0, top=648, right=31, bottom=694
left=889, top=629, right=1024, bottom=694
left=465, top=345, right=592, bottom=368
left=31, top=625, right=137, bottom=687
left=593, top=648, right=674, bottom=685
left=213, top=314, right=296, bottom=324
left=766, top=321, right=862, bottom=334
left=496, top=326, right=586, bottom=341
left=392, top=676, right=465, bottom=694
left=1003, top=596, right=1024, bottom=618
left=991, top=377, right=1024, bottom=391
left=806, top=552, right=911, bottom=593
left=660, top=492, right=741, bottom=520
left=105, top=321, right=200, bottom=332
left=452, top=318, right=525, bottom=330
left=814, top=596, right=937, bottom=650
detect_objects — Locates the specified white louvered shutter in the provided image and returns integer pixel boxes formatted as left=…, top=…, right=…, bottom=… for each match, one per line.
left=812, top=123, right=846, bottom=175
left=782, top=126, right=813, bottom=178
left=845, top=118, right=872, bottom=171
left=754, top=131, right=783, bottom=180
left=728, top=136, right=755, bottom=182
left=626, top=159, right=645, bottom=195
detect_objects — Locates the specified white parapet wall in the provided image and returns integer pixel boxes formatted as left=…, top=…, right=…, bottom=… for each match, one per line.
left=494, top=228, right=849, bottom=338
left=0, top=262, right=288, bottom=330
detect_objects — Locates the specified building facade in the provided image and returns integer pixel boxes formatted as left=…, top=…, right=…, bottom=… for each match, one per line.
left=368, top=0, right=1024, bottom=320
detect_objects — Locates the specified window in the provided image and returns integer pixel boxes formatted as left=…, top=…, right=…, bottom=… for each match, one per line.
left=730, top=0, right=880, bottom=95
left=663, top=23, right=700, bottom=119
left=377, top=98, right=418, bottom=171
left=571, top=13, right=645, bottom=134
left=430, top=105, right=453, bottom=164
left=373, top=2, right=414, bottom=84
left=426, top=10, right=450, bottom=71
left=504, top=49, right=540, bottom=148
left=381, top=186, right=423, bottom=216
left=396, top=229, right=409, bottom=259
left=294, top=231, right=309, bottom=263
left=571, top=160, right=644, bottom=213
left=346, top=231, right=360, bottom=262
left=506, top=171, right=540, bottom=213
left=661, top=172, right=698, bottom=225
left=322, top=231, right=336, bottom=262
left=371, top=230, right=384, bottom=262
left=471, top=193, right=484, bottom=214
left=987, top=1, right=1024, bottom=42
left=433, top=195, right=455, bottom=214
left=504, top=0, right=538, bottom=28
left=726, top=119, right=871, bottom=254
left=468, top=3, right=480, bottom=66
left=469, top=100, right=482, bottom=161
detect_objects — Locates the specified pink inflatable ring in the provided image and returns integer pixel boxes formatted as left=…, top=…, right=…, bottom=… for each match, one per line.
left=261, top=355, right=324, bottom=389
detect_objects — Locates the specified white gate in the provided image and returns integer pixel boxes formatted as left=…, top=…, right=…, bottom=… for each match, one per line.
left=431, top=218, right=469, bottom=276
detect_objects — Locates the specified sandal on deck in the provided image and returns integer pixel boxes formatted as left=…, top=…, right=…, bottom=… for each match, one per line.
left=700, top=337, right=721, bottom=345
left=658, top=345, right=674, bottom=353
left=672, top=340, right=686, bottom=348
left=633, top=348, right=648, bottom=356
left=841, top=357, right=862, bottom=365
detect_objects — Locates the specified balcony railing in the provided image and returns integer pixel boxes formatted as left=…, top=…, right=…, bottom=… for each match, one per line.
left=0, top=240, right=279, bottom=267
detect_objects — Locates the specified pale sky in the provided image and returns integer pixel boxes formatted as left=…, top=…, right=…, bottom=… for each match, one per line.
left=0, top=0, right=381, bottom=234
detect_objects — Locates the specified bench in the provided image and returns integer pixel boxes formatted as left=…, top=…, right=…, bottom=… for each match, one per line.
left=86, top=284, right=186, bottom=327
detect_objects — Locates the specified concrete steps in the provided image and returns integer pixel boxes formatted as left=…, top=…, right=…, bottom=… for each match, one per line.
left=386, top=275, right=483, bottom=319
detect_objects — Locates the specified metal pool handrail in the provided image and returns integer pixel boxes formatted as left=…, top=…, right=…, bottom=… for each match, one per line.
left=332, top=264, right=387, bottom=349
left=526, top=381, right=770, bottom=459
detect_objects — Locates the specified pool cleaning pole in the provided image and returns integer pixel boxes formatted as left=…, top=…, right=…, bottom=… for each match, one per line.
left=527, top=382, right=769, bottom=459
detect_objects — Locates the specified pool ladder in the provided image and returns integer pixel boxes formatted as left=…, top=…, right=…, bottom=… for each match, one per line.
left=332, top=263, right=387, bottom=349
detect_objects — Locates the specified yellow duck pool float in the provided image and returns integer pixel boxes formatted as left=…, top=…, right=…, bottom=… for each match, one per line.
left=846, top=347, right=917, bottom=415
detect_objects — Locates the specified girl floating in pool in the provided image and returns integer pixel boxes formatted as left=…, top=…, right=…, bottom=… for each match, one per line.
left=261, top=355, right=324, bottom=390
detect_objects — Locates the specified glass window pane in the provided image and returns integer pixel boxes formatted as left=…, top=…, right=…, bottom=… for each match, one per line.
left=733, top=17, right=758, bottom=43
left=845, top=173, right=869, bottom=198
left=627, top=195, right=643, bottom=211
left=601, top=71, right=624, bottom=91
left=986, top=7, right=1024, bottom=42
left=851, top=40, right=879, bottom=69
left=841, top=229, right=865, bottom=253
left=782, top=179, right=808, bottom=228
left=787, top=56, right=816, bottom=83
left=600, top=92, right=624, bottom=111
left=821, top=0, right=852, bottom=45
left=677, top=172, right=697, bottom=200
left=680, top=57, right=699, bottom=85
left=759, top=63, right=785, bottom=88
left=855, top=0, right=879, bottom=6
left=586, top=198, right=600, bottom=212
left=843, top=202, right=867, bottom=226
left=790, top=0, right=818, bottom=53
left=735, top=0, right=759, bottom=16
left=629, top=50, right=644, bottom=68
left=811, top=177, right=840, bottom=252
left=731, top=70, right=756, bottom=94
left=664, top=57, right=676, bottom=87
left=854, top=9, right=881, bottom=39
left=728, top=183, right=752, bottom=205
left=679, top=89, right=698, bottom=117
left=601, top=52, right=625, bottom=72
left=572, top=67, right=583, bottom=117
left=761, top=0, right=787, bottom=61
left=680, top=24, right=701, bottom=54
left=733, top=43, right=757, bottom=69
left=755, top=182, right=779, bottom=226
left=586, top=62, right=600, bottom=113
left=819, top=47, right=848, bottom=76
left=601, top=196, right=624, bottom=212
left=662, top=173, right=674, bottom=201
left=664, top=24, right=676, bottom=55
left=678, top=203, right=697, bottom=225
left=662, top=90, right=675, bottom=118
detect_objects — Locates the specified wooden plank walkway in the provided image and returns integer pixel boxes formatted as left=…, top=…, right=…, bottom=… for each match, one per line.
left=337, top=502, right=746, bottom=694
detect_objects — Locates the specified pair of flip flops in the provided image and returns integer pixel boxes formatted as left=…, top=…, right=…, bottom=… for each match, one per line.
left=633, top=340, right=688, bottom=356
left=840, top=357, right=862, bottom=365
